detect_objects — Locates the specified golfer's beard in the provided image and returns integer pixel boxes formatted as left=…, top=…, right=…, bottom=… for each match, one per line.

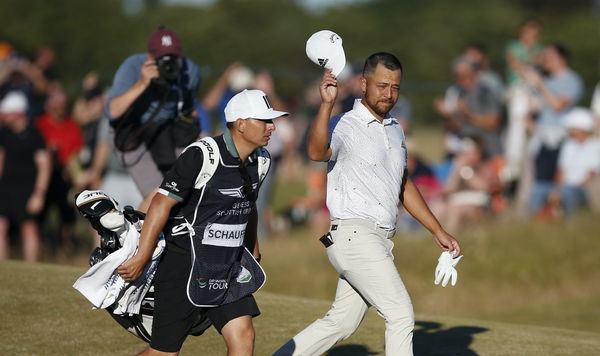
left=372, top=100, right=395, bottom=117
left=365, top=93, right=395, bottom=117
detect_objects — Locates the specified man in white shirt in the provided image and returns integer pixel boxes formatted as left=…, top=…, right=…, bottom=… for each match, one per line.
left=273, top=53, right=461, bottom=356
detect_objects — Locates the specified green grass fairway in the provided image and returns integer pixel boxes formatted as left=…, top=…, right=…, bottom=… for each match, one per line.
left=1, top=260, right=599, bottom=355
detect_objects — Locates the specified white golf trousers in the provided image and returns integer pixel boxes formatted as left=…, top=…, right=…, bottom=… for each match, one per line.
left=273, top=219, right=414, bottom=356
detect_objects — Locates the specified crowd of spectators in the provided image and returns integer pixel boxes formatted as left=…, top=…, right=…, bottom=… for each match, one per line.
left=412, top=19, right=600, bottom=232
left=1, top=19, right=600, bottom=263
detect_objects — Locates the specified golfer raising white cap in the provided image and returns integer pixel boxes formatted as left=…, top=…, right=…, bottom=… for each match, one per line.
left=274, top=52, right=461, bottom=356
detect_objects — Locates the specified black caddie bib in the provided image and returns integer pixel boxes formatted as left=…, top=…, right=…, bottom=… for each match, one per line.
left=168, top=137, right=268, bottom=307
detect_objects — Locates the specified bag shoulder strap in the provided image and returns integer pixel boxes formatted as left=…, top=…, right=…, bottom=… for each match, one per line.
left=182, top=139, right=269, bottom=189
left=181, top=137, right=220, bottom=190
left=255, top=147, right=271, bottom=184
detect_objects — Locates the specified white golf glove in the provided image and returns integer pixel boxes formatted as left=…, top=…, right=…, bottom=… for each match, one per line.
left=434, top=251, right=463, bottom=287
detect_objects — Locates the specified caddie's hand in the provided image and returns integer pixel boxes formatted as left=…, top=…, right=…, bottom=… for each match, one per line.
left=139, top=57, right=159, bottom=88
left=117, top=255, right=146, bottom=282
left=434, top=251, right=463, bottom=287
left=320, top=69, right=338, bottom=104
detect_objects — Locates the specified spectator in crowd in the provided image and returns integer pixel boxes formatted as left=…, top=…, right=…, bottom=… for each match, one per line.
left=434, top=58, right=502, bottom=160
left=0, top=92, right=51, bottom=262
left=28, top=45, right=60, bottom=118
left=522, top=43, right=584, bottom=218
left=36, top=88, right=83, bottom=252
left=202, top=62, right=254, bottom=129
left=105, top=27, right=202, bottom=212
left=72, top=71, right=106, bottom=191
left=550, top=108, right=600, bottom=218
left=506, top=20, right=544, bottom=84
left=463, top=43, right=504, bottom=102
left=431, top=136, right=501, bottom=233
left=504, top=19, right=544, bottom=182
left=32, top=46, right=58, bottom=87
left=0, top=47, right=50, bottom=120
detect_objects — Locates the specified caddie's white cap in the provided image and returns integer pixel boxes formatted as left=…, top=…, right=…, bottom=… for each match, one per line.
left=306, top=30, right=346, bottom=77
left=565, top=107, right=595, bottom=132
left=0, top=91, right=28, bottom=114
left=224, top=89, right=288, bottom=123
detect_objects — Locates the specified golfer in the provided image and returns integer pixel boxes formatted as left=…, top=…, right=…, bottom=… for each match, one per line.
left=118, top=89, right=287, bottom=356
left=274, top=52, right=461, bottom=356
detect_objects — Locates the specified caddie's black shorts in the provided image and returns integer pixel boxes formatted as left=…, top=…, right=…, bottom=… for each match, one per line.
left=150, top=250, right=260, bottom=352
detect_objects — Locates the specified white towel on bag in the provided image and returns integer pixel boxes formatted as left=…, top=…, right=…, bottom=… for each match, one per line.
left=73, top=220, right=164, bottom=315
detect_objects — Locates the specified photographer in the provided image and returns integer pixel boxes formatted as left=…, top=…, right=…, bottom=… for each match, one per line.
left=105, top=27, right=201, bottom=212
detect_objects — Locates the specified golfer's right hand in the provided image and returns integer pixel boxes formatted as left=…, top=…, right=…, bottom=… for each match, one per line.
left=320, top=69, right=338, bottom=104
left=117, top=256, right=146, bottom=282
left=433, top=230, right=461, bottom=258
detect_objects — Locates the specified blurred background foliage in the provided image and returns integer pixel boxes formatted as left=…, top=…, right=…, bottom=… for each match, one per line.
left=1, top=0, right=599, bottom=125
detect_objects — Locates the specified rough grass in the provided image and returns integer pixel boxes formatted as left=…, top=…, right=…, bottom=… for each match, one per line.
left=1, top=260, right=600, bottom=356
left=260, top=212, right=600, bottom=334
left=2, top=210, right=600, bottom=356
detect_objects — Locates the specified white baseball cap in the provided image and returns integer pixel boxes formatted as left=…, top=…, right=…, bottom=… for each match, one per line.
left=224, top=89, right=288, bottom=123
left=565, top=107, right=595, bottom=132
left=0, top=91, right=28, bottom=114
left=306, top=30, right=346, bottom=77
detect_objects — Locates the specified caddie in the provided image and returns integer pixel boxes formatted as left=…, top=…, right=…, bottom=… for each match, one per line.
left=117, top=89, right=288, bottom=356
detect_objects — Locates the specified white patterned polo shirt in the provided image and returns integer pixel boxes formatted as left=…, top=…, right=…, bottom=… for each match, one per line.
left=327, top=99, right=408, bottom=229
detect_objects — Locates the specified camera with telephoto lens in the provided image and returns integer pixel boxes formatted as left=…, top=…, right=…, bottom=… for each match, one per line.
left=155, top=55, right=182, bottom=84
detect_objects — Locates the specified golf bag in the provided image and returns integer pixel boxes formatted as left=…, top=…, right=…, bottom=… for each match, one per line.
left=74, top=190, right=211, bottom=343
